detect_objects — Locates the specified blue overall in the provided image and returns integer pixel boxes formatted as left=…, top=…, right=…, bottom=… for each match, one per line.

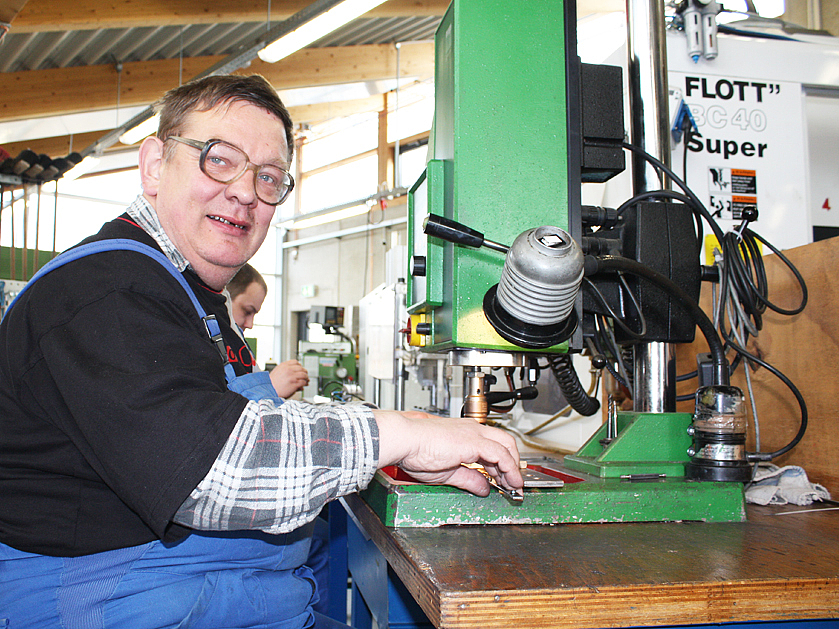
left=0, top=241, right=345, bottom=629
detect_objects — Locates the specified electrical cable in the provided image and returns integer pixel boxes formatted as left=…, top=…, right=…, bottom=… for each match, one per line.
left=717, top=23, right=798, bottom=41
left=488, top=419, right=576, bottom=456
left=615, top=189, right=696, bottom=217
left=724, top=335, right=808, bottom=461
left=621, top=140, right=809, bottom=462
left=589, top=255, right=730, bottom=385
left=744, top=229, right=808, bottom=316
left=489, top=369, right=519, bottom=414
left=618, top=273, right=648, bottom=337
left=590, top=324, right=624, bottom=388
left=526, top=369, right=601, bottom=436
left=547, top=354, right=601, bottom=417
left=593, top=314, right=632, bottom=389
left=583, top=277, right=647, bottom=340
left=731, top=316, right=762, bottom=452
left=713, top=228, right=808, bottom=461
left=677, top=370, right=697, bottom=382
left=613, top=188, right=705, bottom=251
left=622, top=141, right=725, bottom=244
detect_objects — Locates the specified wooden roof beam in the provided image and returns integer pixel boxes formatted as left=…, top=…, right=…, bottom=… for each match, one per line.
left=11, top=0, right=450, bottom=33
left=0, top=42, right=434, bottom=123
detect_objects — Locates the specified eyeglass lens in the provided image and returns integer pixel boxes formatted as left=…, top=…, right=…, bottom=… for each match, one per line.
left=201, top=142, right=292, bottom=205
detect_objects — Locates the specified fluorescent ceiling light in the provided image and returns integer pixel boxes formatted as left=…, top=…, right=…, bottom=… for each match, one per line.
left=62, top=156, right=101, bottom=181
left=258, top=0, right=388, bottom=63
left=119, top=113, right=160, bottom=145
left=279, top=203, right=369, bottom=230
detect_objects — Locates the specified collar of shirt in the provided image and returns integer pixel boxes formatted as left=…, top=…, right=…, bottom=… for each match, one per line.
left=126, top=194, right=190, bottom=273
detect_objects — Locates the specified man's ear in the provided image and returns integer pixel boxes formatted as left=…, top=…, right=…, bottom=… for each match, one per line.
left=138, top=136, right=164, bottom=198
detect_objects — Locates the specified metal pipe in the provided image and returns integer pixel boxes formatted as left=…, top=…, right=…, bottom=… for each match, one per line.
left=808, top=0, right=822, bottom=31
left=634, top=342, right=677, bottom=411
left=372, top=378, right=382, bottom=408
left=626, top=0, right=675, bottom=413
left=393, top=282, right=407, bottom=411
left=394, top=354, right=406, bottom=411
left=626, top=0, right=671, bottom=192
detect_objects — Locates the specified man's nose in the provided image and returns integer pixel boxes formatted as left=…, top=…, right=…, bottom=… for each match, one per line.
left=226, top=166, right=259, bottom=206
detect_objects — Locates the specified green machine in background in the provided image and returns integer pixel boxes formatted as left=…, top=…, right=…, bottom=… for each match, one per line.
left=299, top=341, right=358, bottom=401
left=299, top=306, right=359, bottom=401
left=367, top=0, right=748, bottom=526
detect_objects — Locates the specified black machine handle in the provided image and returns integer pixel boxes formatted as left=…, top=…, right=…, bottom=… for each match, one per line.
left=423, top=214, right=509, bottom=253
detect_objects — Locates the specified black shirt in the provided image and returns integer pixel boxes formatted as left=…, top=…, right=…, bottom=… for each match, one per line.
left=0, top=214, right=250, bottom=556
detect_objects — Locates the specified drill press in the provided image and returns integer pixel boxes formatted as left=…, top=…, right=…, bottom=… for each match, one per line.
left=361, top=0, right=747, bottom=526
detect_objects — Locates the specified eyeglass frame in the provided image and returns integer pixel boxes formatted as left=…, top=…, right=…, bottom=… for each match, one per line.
left=164, top=136, right=295, bottom=206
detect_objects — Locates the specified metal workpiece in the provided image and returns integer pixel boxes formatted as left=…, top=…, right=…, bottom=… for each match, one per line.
left=496, top=226, right=584, bottom=327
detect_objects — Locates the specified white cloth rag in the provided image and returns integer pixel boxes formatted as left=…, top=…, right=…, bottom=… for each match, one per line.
left=745, top=464, right=832, bottom=506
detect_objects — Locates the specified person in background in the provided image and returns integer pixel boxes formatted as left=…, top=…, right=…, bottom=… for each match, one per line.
left=226, top=262, right=309, bottom=398
left=0, top=74, right=522, bottom=629
left=227, top=261, right=268, bottom=331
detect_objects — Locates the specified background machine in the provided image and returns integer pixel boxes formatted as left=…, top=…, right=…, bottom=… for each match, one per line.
left=299, top=305, right=359, bottom=401
left=362, top=0, right=808, bottom=526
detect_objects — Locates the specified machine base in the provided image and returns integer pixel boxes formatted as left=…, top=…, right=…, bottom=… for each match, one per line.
left=360, top=412, right=746, bottom=526
left=360, top=459, right=745, bottom=527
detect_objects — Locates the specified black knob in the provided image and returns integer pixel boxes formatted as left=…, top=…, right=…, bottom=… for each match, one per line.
left=415, top=322, right=431, bottom=335
left=411, top=255, right=427, bottom=277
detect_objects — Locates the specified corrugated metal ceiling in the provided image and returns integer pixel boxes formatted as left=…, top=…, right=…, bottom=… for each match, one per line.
left=0, top=16, right=441, bottom=74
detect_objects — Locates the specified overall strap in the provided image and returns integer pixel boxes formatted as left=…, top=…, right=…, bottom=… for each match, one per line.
left=3, top=238, right=237, bottom=384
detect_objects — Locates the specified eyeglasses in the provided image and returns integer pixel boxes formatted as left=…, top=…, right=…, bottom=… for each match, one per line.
left=165, top=136, right=294, bottom=206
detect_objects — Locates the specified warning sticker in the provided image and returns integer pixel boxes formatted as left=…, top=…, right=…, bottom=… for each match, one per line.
left=708, top=167, right=758, bottom=220
left=709, top=194, right=732, bottom=219
left=731, top=169, right=757, bottom=195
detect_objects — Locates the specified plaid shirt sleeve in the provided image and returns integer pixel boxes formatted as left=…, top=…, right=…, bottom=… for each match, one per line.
left=173, top=399, right=380, bottom=534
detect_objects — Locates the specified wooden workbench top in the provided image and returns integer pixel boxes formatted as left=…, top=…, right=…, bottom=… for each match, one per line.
left=343, top=493, right=839, bottom=629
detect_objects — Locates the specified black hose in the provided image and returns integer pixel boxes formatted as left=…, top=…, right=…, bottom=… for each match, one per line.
left=622, top=141, right=725, bottom=244
left=548, top=354, right=600, bottom=416
left=588, top=255, right=730, bottom=386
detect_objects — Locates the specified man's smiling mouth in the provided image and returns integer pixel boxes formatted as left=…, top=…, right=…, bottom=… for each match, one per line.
left=209, top=215, right=246, bottom=230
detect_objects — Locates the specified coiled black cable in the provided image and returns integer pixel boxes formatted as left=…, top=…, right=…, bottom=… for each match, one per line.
left=547, top=354, right=601, bottom=417
left=719, top=226, right=807, bottom=333
left=724, top=336, right=808, bottom=461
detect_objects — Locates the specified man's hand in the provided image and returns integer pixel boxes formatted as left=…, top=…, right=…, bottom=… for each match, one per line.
left=372, top=410, right=523, bottom=497
left=269, top=360, right=310, bottom=398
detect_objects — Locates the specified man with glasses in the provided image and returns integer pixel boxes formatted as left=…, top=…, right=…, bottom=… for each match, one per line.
left=0, top=74, right=523, bottom=629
